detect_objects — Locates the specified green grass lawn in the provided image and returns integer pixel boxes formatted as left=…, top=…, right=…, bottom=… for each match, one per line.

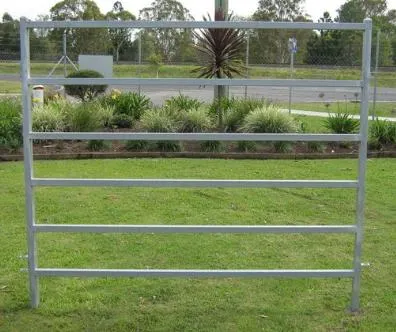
left=0, top=81, right=21, bottom=94
left=0, top=62, right=395, bottom=88
left=279, top=101, right=396, bottom=118
left=1, top=158, right=395, bottom=331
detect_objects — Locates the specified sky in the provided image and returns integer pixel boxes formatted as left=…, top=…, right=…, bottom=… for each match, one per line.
left=1, top=0, right=396, bottom=21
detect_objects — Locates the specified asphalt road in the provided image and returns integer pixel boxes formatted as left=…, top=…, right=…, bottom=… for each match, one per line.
left=2, top=74, right=395, bottom=104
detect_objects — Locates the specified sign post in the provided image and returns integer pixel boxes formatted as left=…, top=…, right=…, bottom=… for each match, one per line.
left=288, top=37, right=297, bottom=114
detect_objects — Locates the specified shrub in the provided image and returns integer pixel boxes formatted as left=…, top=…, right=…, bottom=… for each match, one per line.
left=64, top=70, right=107, bottom=101
left=108, top=92, right=151, bottom=120
left=369, top=119, right=396, bottom=149
left=178, top=108, right=213, bottom=133
left=165, top=94, right=203, bottom=112
left=32, top=104, right=65, bottom=132
left=141, top=108, right=180, bottom=151
left=156, top=141, right=182, bottom=152
left=87, top=140, right=108, bottom=151
left=240, top=105, right=298, bottom=153
left=0, top=98, right=22, bottom=151
left=273, top=141, right=293, bottom=153
left=96, top=103, right=114, bottom=128
left=141, top=108, right=177, bottom=133
left=200, top=141, right=224, bottom=152
left=307, top=141, right=326, bottom=153
left=237, top=141, right=257, bottom=152
left=125, top=140, right=150, bottom=151
left=111, top=114, right=134, bottom=129
left=64, top=102, right=101, bottom=132
left=240, top=106, right=298, bottom=133
left=323, top=113, right=359, bottom=134
left=224, top=98, right=268, bottom=132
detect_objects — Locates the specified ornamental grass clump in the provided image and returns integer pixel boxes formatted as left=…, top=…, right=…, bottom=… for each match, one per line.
left=240, top=105, right=298, bottom=153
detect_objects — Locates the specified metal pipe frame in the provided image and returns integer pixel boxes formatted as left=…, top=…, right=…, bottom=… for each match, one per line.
left=34, top=269, right=355, bottom=278
left=25, top=20, right=366, bottom=31
left=20, top=18, right=372, bottom=311
left=351, top=18, right=372, bottom=313
left=31, top=179, right=358, bottom=189
left=34, top=224, right=357, bottom=234
left=29, top=77, right=362, bottom=88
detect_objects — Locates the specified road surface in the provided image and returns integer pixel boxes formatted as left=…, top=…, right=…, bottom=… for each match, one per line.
left=1, top=74, right=396, bottom=105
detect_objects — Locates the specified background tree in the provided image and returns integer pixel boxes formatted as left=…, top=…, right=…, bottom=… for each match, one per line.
left=49, top=0, right=110, bottom=59
left=139, top=0, right=194, bottom=63
left=250, top=0, right=311, bottom=65
left=105, top=2, right=136, bottom=64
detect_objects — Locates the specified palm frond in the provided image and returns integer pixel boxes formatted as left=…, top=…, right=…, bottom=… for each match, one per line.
left=192, top=13, right=246, bottom=79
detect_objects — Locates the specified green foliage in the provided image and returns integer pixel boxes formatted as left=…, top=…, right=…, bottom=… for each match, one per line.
left=148, top=54, right=163, bottom=77
left=32, top=103, right=65, bottom=132
left=63, top=102, right=102, bottom=132
left=49, top=0, right=110, bottom=57
left=178, top=108, right=213, bottom=133
left=369, top=119, right=396, bottom=149
left=165, top=94, right=203, bottom=112
left=307, top=141, right=326, bottom=153
left=140, top=108, right=177, bottom=133
left=237, top=141, right=257, bottom=152
left=0, top=97, right=22, bottom=151
left=140, top=108, right=181, bottom=151
left=87, top=140, right=108, bottom=151
left=323, top=112, right=359, bottom=134
left=96, top=103, right=114, bottom=128
left=107, top=92, right=151, bottom=120
left=240, top=105, right=298, bottom=133
left=240, top=106, right=298, bottom=152
left=64, top=70, right=107, bottom=101
left=111, top=113, right=134, bottom=129
left=224, top=98, right=269, bottom=132
left=156, top=141, right=182, bottom=152
left=125, top=140, right=150, bottom=151
left=192, top=13, right=245, bottom=80
left=273, top=141, right=293, bottom=153
left=200, top=140, right=224, bottom=152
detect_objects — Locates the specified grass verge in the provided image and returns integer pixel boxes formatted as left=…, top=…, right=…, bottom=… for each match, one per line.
left=0, top=158, right=395, bottom=331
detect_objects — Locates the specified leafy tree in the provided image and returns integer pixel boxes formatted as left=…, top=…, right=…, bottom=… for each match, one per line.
left=49, top=0, right=110, bottom=58
left=139, top=0, right=194, bottom=62
left=105, top=3, right=136, bottom=63
left=250, top=0, right=311, bottom=64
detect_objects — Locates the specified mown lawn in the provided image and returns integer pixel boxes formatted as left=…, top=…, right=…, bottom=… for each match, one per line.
left=0, top=158, right=395, bottom=331
left=280, top=101, right=396, bottom=118
left=0, top=62, right=395, bottom=88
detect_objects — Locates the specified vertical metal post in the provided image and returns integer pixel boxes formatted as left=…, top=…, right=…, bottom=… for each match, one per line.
left=63, top=30, right=67, bottom=77
left=351, top=18, right=372, bottom=312
left=372, top=29, right=380, bottom=120
left=138, top=31, right=142, bottom=94
left=288, top=52, right=294, bottom=114
left=20, top=17, right=39, bottom=309
left=244, top=32, right=250, bottom=99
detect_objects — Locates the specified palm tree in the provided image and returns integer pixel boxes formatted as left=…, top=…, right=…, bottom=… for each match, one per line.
left=192, top=11, right=245, bottom=127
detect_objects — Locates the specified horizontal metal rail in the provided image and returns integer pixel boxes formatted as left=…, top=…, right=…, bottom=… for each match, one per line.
left=34, top=224, right=357, bottom=234
left=25, top=20, right=366, bottom=31
left=29, top=132, right=361, bottom=142
left=34, top=268, right=355, bottom=278
left=31, top=179, right=359, bottom=189
left=28, top=78, right=363, bottom=88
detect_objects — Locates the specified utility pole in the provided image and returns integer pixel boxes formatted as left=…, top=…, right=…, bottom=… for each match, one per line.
left=214, top=0, right=229, bottom=102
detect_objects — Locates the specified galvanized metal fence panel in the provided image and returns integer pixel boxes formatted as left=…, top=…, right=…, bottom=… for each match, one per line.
left=20, top=18, right=372, bottom=312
